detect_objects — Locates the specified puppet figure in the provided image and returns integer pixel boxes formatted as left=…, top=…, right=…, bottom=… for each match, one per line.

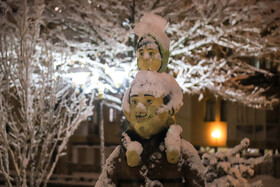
left=96, top=13, right=205, bottom=187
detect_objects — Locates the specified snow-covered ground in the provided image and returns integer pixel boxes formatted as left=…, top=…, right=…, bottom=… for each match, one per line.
left=248, top=175, right=280, bottom=187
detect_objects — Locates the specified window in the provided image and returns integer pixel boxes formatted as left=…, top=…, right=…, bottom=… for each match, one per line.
left=87, top=116, right=92, bottom=122
left=74, top=122, right=88, bottom=136
left=93, top=108, right=98, bottom=124
left=220, top=100, right=227, bottom=122
left=236, top=125, right=254, bottom=139
left=205, top=99, right=215, bottom=121
left=265, top=60, right=271, bottom=70
left=94, top=124, right=99, bottom=135
left=72, top=146, right=95, bottom=165
left=109, top=108, right=116, bottom=122
left=266, top=105, right=279, bottom=124
left=266, top=125, right=279, bottom=139
left=255, top=125, right=264, bottom=139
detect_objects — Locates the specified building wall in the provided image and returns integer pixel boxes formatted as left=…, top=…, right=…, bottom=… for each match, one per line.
left=175, top=94, right=192, bottom=141
left=59, top=100, right=122, bottom=174
left=226, top=102, right=280, bottom=149
left=187, top=94, right=227, bottom=147
left=103, top=106, right=122, bottom=144
left=182, top=93, right=280, bottom=150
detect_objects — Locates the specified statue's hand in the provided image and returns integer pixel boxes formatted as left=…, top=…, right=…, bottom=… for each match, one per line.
left=126, top=150, right=140, bottom=167
left=166, top=149, right=180, bottom=164
left=165, top=125, right=182, bottom=164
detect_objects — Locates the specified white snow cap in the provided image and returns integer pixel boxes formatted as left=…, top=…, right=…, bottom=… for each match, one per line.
left=122, top=71, right=183, bottom=114
left=165, top=125, right=182, bottom=152
left=133, top=12, right=170, bottom=51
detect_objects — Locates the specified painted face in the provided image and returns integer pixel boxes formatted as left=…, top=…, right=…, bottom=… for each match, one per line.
left=137, top=44, right=162, bottom=72
left=126, top=94, right=170, bottom=139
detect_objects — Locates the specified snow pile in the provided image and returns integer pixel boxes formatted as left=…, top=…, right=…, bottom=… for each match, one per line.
left=133, top=12, right=170, bottom=51
left=122, top=132, right=143, bottom=156
left=127, top=141, right=143, bottom=156
left=150, top=152, right=162, bottom=163
left=203, top=138, right=269, bottom=187
left=122, top=71, right=183, bottom=114
left=165, top=125, right=182, bottom=153
left=139, top=165, right=164, bottom=187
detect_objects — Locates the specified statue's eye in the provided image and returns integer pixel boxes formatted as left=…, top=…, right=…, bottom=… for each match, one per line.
left=140, top=52, right=144, bottom=56
left=146, top=99, right=153, bottom=104
left=131, top=100, right=137, bottom=105
left=149, top=52, right=154, bottom=56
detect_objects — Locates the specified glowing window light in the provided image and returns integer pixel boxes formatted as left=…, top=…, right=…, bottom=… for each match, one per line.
left=211, top=129, right=221, bottom=138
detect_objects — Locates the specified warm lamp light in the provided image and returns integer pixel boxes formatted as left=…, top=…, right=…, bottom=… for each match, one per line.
left=211, top=129, right=221, bottom=138
left=70, top=72, right=90, bottom=85
left=66, top=67, right=91, bottom=86
left=105, top=66, right=126, bottom=88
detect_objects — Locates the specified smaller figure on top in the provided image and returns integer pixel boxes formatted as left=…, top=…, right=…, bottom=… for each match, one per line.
left=134, top=13, right=170, bottom=72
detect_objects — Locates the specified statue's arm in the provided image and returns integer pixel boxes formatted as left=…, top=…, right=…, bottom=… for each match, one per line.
left=95, top=145, right=122, bottom=187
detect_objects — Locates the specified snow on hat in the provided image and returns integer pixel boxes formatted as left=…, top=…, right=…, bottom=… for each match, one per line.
left=133, top=13, right=170, bottom=73
left=122, top=71, right=183, bottom=114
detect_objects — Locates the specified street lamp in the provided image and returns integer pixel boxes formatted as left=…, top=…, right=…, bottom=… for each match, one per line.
left=65, top=67, right=91, bottom=88
left=66, top=65, right=128, bottom=169
left=105, top=66, right=127, bottom=88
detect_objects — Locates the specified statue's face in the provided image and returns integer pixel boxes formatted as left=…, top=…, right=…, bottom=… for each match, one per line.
left=126, top=94, right=169, bottom=139
left=137, top=45, right=162, bottom=72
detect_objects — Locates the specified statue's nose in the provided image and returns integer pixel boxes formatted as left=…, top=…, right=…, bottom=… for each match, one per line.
left=135, top=103, right=146, bottom=115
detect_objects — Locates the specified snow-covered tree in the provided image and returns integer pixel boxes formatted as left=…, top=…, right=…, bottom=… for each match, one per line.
left=36, top=0, right=280, bottom=109
left=2, top=0, right=276, bottom=109
left=203, top=138, right=269, bottom=187
left=0, top=1, right=94, bottom=186
left=166, top=0, right=280, bottom=109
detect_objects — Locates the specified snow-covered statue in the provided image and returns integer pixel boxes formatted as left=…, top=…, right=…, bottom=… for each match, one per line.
left=96, top=13, right=205, bottom=187
left=96, top=12, right=269, bottom=187
left=96, top=70, right=205, bottom=186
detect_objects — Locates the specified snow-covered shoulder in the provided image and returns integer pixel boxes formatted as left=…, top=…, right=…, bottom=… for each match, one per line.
left=122, top=132, right=143, bottom=156
left=95, top=146, right=121, bottom=187
left=165, top=124, right=182, bottom=152
left=181, top=139, right=206, bottom=178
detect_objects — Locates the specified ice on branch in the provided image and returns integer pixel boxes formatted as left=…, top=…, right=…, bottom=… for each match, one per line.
left=0, top=1, right=94, bottom=186
left=2, top=0, right=276, bottom=109
left=203, top=138, right=269, bottom=187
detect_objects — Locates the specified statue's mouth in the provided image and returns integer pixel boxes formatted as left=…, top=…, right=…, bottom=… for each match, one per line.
left=136, top=114, right=147, bottom=119
left=135, top=114, right=153, bottom=122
